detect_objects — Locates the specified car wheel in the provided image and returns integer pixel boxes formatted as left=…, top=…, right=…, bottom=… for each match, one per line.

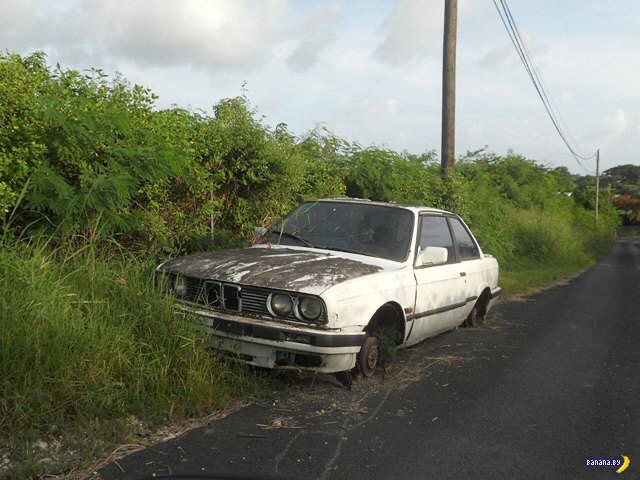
left=464, top=302, right=485, bottom=328
left=357, top=336, right=380, bottom=378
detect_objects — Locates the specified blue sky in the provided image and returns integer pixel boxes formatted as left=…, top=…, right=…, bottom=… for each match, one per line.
left=2, top=0, right=639, bottom=173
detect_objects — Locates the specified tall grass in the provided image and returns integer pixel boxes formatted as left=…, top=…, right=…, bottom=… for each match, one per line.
left=0, top=237, right=263, bottom=475
left=496, top=206, right=616, bottom=294
left=510, top=209, right=589, bottom=263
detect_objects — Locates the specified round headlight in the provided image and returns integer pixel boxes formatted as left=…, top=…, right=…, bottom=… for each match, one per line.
left=270, top=293, right=293, bottom=317
left=173, top=275, right=187, bottom=297
left=299, top=297, right=322, bottom=321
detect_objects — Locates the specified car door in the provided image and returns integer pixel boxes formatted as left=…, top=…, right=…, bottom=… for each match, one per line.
left=448, top=216, right=484, bottom=322
left=406, top=214, right=468, bottom=344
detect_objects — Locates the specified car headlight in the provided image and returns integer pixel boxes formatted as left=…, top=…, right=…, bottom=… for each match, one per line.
left=173, top=275, right=187, bottom=297
left=298, top=297, right=322, bottom=321
left=269, top=293, right=293, bottom=317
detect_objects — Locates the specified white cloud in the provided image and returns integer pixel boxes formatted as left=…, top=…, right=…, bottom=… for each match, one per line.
left=285, top=2, right=342, bottom=71
left=1, top=0, right=324, bottom=72
left=374, top=0, right=482, bottom=67
left=331, top=98, right=403, bottom=147
left=601, top=109, right=632, bottom=153
left=478, top=30, right=548, bottom=70
left=354, top=98, right=400, bottom=117
left=605, top=109, right=627, bottom=135
left=0, top=0, right=58, bottom=51
left=559, top=90, right=575, bottom=104
left=375, top=0, right=443, bottom=66
left=76, top=0, right=288, bottom=71
left=0, top=0, right=348, bottom=73
left=478, top=44, right=518, bottom=69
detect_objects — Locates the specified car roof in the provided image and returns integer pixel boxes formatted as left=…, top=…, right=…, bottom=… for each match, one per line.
left=314, top=198, right=453, bottom=215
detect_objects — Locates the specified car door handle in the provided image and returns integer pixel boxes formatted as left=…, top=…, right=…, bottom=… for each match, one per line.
left=459, top=272, right=467, bottom=277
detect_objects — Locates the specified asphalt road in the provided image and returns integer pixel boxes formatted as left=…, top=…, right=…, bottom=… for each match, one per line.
left=100, top=239, right=640, bottom=480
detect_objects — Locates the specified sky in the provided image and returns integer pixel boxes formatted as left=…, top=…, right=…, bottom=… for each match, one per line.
left=1, top=0, right=639, bottom=174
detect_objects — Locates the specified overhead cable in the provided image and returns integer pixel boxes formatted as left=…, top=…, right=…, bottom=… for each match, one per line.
left=492, top=0, right=596, bottom=173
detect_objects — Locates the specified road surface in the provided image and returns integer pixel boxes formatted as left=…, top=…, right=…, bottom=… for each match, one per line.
left=100, top=238, right=640, bottom=480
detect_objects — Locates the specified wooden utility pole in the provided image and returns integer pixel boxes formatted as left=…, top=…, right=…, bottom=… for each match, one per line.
left=595, top=148, right=600, bottom=221
left=441, top=0, right=458, bottom=175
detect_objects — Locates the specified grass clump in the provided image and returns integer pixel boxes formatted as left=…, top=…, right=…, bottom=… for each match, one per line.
left=0, top=238, right=264, bottom=477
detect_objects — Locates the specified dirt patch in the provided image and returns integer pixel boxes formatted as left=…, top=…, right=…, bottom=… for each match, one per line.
left=256, top=416, right=302, bottom=430
left=307, top=397, right=370, bottom=422
left=425, top=354, right=471, bottom=365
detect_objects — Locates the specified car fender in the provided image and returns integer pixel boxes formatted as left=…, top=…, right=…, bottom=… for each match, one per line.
left=320, top=267, right=416, bottom=331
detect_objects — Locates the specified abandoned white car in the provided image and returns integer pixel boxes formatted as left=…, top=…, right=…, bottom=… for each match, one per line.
left=156, top=199, right=500, bottom=381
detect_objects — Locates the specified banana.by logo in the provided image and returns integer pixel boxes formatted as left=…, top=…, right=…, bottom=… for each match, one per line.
left=585, top=455, right=630, bottom=473
left=617, top=456, right=630, bottom=474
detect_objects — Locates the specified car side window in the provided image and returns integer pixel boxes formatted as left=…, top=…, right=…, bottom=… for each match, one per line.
left=449, top=218, right=481, bottom=260
left=418, top=216, right=455, bottom=263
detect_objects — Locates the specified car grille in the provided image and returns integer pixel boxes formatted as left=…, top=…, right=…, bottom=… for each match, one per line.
left=171, top=274, right=328, bottom=323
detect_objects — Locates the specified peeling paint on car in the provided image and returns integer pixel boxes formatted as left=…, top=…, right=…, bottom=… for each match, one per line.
left=159, top=246, right=385, bottom=294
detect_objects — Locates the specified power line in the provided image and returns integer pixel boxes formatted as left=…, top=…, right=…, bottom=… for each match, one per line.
left=492, top=0, right=596, bottom=173
left=495, top=0, right=594, bottom=170
left=500, top=0, right=594, bottom=163
left=500, top=2, right=586, bottom=159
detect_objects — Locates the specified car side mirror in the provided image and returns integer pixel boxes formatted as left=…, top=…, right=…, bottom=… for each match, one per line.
left=418, top=246, right=448, bottom=266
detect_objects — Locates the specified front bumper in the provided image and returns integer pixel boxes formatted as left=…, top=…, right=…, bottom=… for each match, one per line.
left=179, top=305, right=364, bottom=373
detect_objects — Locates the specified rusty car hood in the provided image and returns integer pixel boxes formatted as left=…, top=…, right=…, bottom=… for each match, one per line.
left=158, top=246, right=403, bottom=294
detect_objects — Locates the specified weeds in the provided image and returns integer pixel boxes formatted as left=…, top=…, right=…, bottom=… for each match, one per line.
left=0, top=238, right=267, bottom=477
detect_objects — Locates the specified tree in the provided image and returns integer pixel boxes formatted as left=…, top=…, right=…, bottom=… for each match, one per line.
left=602, top=164, right=640, bottom=195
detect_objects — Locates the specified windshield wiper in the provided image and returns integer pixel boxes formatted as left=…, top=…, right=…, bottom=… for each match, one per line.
left=268, top=229, right=313, bottom=247
left=315, top=245, right=378, bottom=258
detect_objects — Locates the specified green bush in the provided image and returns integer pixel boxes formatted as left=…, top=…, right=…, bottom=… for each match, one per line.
left=0, top=239, right=261, bottom=441
left=1, top=51, right=617, bottom=261
left=511, top=209, right=586, bottom=263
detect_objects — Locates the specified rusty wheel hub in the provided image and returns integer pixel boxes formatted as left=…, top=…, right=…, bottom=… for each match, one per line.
left=358, top=336, right=380, bottom=378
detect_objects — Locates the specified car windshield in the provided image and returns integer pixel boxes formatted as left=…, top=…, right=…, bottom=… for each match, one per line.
left=265, top=201, right=414, bottom=262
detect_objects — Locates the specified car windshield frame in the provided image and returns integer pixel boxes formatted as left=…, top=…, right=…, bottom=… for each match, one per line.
left=265, top=201, right=415, bottom=262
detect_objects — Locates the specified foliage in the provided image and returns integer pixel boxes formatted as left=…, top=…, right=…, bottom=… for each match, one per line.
left=0, top=238, right=265, bottom=477
left=601, top=164, right=640, bottom=224
left=612, top=194, right=640, bottom=224
left=0, top=52, right=50, bottom=215
left=0, top=52, right=188, bottom=239
left=602, top=164, right=640, bottom=195
left=0, top=53, right=348, bottom=251
left=1, top=51, right=619, bottom=258
left=454, top=152, right=618, bottom=294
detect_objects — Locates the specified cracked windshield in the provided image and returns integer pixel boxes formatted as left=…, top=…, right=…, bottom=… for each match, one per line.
left=268, top=202, right=414, bottom=262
